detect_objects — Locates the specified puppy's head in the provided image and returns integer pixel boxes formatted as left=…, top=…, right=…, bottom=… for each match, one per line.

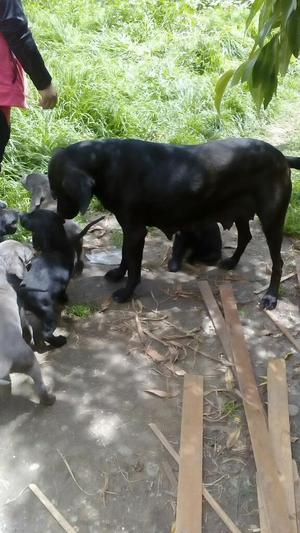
left=20, top=209, right=66, bottom=252
left=22, top=173, right=52, bottom=211
left=0, top=209, right=19, bottom=241
left=48, top=149, right=94, bottom=219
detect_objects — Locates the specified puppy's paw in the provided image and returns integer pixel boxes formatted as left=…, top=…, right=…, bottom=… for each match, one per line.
left=46, top=335, right=67, bottom=348
left=168, top=259, right=180, bottom=272
left=40, top=392, right=56, bottom=406
left=105, top=268, right=126, bottom=282
left=259, top=294, right=277, bottom=310
left=218, top=257, right=237, bottom=270
left=112, top=287, right=133, bottom=303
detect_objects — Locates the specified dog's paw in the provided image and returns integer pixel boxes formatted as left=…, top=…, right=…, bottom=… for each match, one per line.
left=259, top=294, right=277, bottom=310
left=40, top=392, right=56, bottom=406
left=112, top=287, right=133, bottom=303
left=218, top=257, right=237, bottom=270
left=46, top=335, right=67, bottom=348
left=168, top=259, right=180, bottom=272
left=105, top=268, right=126, bottom=282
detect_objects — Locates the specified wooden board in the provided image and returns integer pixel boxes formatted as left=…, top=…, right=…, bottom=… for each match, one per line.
left=256, top=472, right=271, bottom=533
left=149, top=423, right=242, bottom=533
left=175, top=374, right=203, bottom=533
left=265, top=310, right=300, bottom=353
left=293, top=460, right=300, bottom=532
left=220, top=282, right=291, bottom=533
left=198, top=280, right=233, bottom=362
left=268, top=358, right=297, bottom=533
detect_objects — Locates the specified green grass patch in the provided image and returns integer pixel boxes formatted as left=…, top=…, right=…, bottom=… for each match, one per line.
left=1, top=0, right=300, bottom=234
left=65, top=303, right=98, bottom=318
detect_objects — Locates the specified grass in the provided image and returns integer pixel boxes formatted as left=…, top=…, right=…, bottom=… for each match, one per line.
left=65, top=303, right=98, bottom=318
left=2, top=0, right=300, bottom=233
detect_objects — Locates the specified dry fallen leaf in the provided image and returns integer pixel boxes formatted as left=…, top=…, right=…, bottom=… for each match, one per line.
left=145, top=347, right=165, bottom=363
left=99, top=297, right=112, bottom=313
left=225, top=368, right=235, bottom=391
left=144, top=389, right=179, bottom=399
left=226, top=427, right=241, bottom=449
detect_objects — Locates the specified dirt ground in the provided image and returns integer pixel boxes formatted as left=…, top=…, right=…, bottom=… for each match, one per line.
left=1, top=213, right=300, bottom=533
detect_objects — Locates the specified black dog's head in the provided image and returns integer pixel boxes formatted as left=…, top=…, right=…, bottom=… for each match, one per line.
left=20, top=209, right=68, bottom=253
left=0, top=209, right=19, bottom=241
left=48, top=148, right=95, bottom=219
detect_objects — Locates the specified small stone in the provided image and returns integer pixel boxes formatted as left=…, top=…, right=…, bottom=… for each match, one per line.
left=289, top=404, right=299, bottom=417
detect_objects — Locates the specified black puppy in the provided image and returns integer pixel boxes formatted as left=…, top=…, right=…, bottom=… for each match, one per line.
left=48, top=138, right=300, bottom=309
left=168, top=223, right=222, bottom=272
left=18, top=209, right=104, bottom=347
left=0, top=208, right=19, bottom=241
left=22, top=172, right=85, bottom=274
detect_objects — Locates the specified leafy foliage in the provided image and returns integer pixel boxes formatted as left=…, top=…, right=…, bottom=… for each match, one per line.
left=215, top=0, right=300, bottom=110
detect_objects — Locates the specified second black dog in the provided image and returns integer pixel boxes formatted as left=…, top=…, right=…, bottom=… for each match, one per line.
left=168, top=223, right=222, bottom=272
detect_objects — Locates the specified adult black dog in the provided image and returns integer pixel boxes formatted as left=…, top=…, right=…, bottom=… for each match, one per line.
left=18, top=209, right=104, bottom=347
left=168, top=223, right=222, bottom=272
left=48, top=137, right=300, bottom=309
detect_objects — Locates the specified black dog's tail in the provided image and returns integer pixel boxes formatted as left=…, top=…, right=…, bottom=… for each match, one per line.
left=286, top=156, right=300, bottom=170
left=73, top=215, right=105, bottom=242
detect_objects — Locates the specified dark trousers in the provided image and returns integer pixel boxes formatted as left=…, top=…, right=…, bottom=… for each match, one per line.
left=0, top=109, right=11, bottom=172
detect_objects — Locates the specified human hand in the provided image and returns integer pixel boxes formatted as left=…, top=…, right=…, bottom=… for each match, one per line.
left=39, top=83, right=58, bottom=109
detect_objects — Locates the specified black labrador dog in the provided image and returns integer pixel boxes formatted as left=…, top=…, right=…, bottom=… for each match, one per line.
left=48, top=137, right=300, bottom=309
left=18, top=209, right=104, bottom=347
left=168, top=223, right=222, bottom=272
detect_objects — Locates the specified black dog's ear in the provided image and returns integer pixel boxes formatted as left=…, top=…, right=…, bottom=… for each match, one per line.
left=63, top=169, right=94, bottom=214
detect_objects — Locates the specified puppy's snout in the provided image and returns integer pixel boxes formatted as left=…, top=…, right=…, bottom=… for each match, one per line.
left=20, top=213, right=30, bottom=229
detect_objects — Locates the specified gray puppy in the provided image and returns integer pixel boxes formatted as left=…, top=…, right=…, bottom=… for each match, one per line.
left=22, top=173, right=84, bottom=273
left=0, top=239, right=33, bottom=280
left=0, top=256, right=55, bottom=405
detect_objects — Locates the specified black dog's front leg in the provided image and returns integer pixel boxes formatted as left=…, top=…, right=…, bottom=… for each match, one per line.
left=168, top=231, right=186, bottom=272
left=112, top=225, right=147, bottom=303
left=105, top=236, right=128, bottom=282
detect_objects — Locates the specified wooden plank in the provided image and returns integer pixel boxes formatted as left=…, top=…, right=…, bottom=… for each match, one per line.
left=265, top=310, right=300, bottom=353
left=149, top=423, right=242, bottom=533
left=268, top=358, right=297, bottom=533
left=220, top=283, right=291, bottom=533
left=29, top=484, right=76, bottom=533
left=293, top=460, right=300, bottom=533
left=256, top=472, right=271, bottom=533
left=175, top=375, right=203, bottom=533
left=198, top=280, right=233, bottom=361
left=294, top=253, right=300, bottom=293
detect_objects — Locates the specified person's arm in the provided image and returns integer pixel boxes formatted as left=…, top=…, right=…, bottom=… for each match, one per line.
left=0, top=0, right=57, bottom=108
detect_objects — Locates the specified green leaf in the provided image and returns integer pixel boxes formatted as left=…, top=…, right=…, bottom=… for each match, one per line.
left=287, top=7, right=300, bottom=57
left=281, top=0, right=297, bottom=25
left=246, top=0, right=265, bottom=31
left=278, top=33, right=292, bottom=75
left=214, top=69, right=234, bottom=113
left=252, top=35, right=279, bottom=88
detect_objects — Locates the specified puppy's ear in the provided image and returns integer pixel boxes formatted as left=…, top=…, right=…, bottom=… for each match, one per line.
left=63, top=169, right=94, bottom=214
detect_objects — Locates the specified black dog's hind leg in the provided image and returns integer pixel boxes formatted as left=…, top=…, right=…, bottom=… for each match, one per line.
left=168, top=231, right=186, bottom=272
left=27, top=357, right=56, bottom=405
left=219, top=218, right=252, bottom=270
left=259, top=217, right=285, bottom=310
left=112, top=225, right=147, bottom=303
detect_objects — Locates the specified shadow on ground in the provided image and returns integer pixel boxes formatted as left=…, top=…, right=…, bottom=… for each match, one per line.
left=1, top=217, right=300, bottom=533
